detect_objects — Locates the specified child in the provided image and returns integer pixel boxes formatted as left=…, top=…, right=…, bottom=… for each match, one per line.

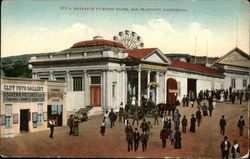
left=170, top=130, right=175, bottom=145
left=100, top=122, right=105, bottom=136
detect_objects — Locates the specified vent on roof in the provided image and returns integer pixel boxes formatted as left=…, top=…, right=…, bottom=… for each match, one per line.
left=93, top=36, right=104, bottom=40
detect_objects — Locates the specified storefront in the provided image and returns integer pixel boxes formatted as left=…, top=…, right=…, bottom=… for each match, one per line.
left=0, top=77, right=66, bottom=138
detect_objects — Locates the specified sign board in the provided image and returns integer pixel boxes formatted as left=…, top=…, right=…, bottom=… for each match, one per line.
left=1, top=84, right=45, bottom=92
left=4, top=129, right=14, bottom=138
left=43, top=112, right=48, bottom=121
left=32, top=112, right=38, bottom=122
left=0, top=115, right=5, bottom=125
left=3, top=92, right=45, bottom=103
left=13, top=114, right=18, bottom=124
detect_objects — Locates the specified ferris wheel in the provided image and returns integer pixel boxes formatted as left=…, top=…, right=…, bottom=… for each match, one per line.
left=113, top=30, right=144, bottom=49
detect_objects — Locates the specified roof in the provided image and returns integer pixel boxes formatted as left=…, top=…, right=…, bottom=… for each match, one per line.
left=72, top=39, right=125, bottom=48
left=170, top=60, right=224, bottom=77
left=123, top=48, right=157, bottom=59
left=212, top=47, right=250, bottom=66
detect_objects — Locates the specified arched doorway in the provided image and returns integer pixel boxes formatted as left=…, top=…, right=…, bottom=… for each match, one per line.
left=167, top=78, right=178, bottom=104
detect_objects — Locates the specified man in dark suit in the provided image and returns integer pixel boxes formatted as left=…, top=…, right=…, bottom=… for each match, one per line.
left=160, top=127, right=169, bottom=148
left=219, top=115, right=227, bottom=135
left=237, top=115, right=245, bottom=136
left=133, top=128, right=140, bottom=151
left=220, top=136, right=231, bottom=159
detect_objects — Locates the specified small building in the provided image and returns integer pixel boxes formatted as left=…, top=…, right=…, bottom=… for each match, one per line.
left=0, top=77, right=66, bottom=138
left=211, top=47, right=250, bottom=91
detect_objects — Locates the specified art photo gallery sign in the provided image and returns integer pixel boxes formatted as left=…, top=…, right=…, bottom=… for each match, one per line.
left=2, top=84, right=45, bottom=103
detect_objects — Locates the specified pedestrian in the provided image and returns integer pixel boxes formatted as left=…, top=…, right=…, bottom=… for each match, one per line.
left=231, top=91, right=236, bottom=104
left=169, top=130, right=175, bottom=146
left=123, top=110, right=129, bottom=125
left=109, top=109, right=117, bottom=128
left=147, top=121, right=153, bottom=136
left=104, top=110, right=111, bottom=128
left=219, top=115, right=227, bottom=136
left=140, top=119, right=148, bottom=133
left=118, top=107, right=123, bottom=123
left=132, top=110, right=139, bottom=126
left=195, top=108, right=202, bottom=127
left=173, top=110, right=180, bottom=130
left=160, top=126, right=169, bottom=149
left=140, top=131, right=149, bottom=152
left=212, top=95, right=217, bottom=108
left=126, top=124, right=134, bottom=152
left=189, top=114, right=196, bottom=133
left=100, top=122, right=105, bottom=136
left=201, top=103, right=208, bottom=116
left=182, top=95, right=186, bottom=107
left=174, top=128, right=182, bottom=149
left=181, top=115, right=188, bottom=133
left=239, top=92, right=243, bottom=104
left=231, top=140, right=240, bottom=159
left=67, top=114, right=74, bottom=136
left=220, top=136, right=231, bottom=159
left=208, top=102, right=214, bottom=117
left=73, top=117, right=79, bottom=136
left=185, top=95, right=189, bottom=107
left=153, top=109, right=159, bottom=125
left=49, top=118, right=55, bottom=139
left=237, top=115, right=245, bottom=136
left=133, top=128, right=140, bottom=152
left=167, top=118, right=172, bottom=132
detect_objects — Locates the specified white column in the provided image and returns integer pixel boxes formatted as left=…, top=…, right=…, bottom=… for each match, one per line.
left=109, top=70, right=112, bottom=110
left=102, top=70, right=106, bottom=109
left=138, top=68, right=141, bottom=106
left=156, top=71, right=159, bottom=104
left=84, top=71, right=89, bottom=106
left=66, top=70, right=71, bottom=92
left=124, top=70, right=128, bottom=105
left=163, top=72, right=166, bottom=103
left=147, top=71, right=151, bottom=99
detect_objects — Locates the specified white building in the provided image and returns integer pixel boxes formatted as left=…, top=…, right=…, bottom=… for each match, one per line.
left=29, top=36, right=228, bottom=115
left=211, top=47, right=250, bottom=91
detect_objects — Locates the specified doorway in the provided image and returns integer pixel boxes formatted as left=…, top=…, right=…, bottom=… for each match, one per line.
left=167, top=78, right=178, bottom=104
left=187, top=78, right=197, bottom=96
left=90, top=85, right=101, bottom=106
left=20, top=109, right=29, bottom=132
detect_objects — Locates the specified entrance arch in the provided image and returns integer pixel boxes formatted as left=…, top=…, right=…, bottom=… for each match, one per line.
left=167, top=78, right=178, bottom=104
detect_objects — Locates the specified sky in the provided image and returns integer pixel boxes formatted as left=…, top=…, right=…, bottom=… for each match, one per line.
left=1, top=0, right=249, bottom=58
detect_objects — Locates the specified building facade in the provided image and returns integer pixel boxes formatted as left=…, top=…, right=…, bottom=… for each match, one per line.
left=211, top=47, right=250, bottom=91
left=0, top=77, right=66, bottom=138
left=29, top=36, right=228, bottom=115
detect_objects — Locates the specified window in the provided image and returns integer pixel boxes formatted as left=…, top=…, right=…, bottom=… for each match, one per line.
left=5, top=116, right=11, bottom=128
left=51, top=105, right=62, bottom=115
left=56, top=77, right=65, bottom=82
left=177, top=82, right=181, bottom=97
left=73, top=77, right=82, bottom=91
left=231, top=79, right=236, bottom=89
left=91, top=76, right=101, bottom=85
left=5, top=104, right=12, bottom=116
left=112, top=85, right=116, bottom=98
left=37, top=114, right=43, bottom=125
left=37, top=103, right=43, bottom=114
left=243, top=79, right=247, bottom=87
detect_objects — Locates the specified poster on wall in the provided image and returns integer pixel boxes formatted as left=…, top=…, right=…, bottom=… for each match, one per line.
left=13, top=114, right=18, bottom=124
left=32, top=112, right=38, bottom=122
left=43, top=112, right=48, bottom=121
left=0, top=114, right=5, bottom=125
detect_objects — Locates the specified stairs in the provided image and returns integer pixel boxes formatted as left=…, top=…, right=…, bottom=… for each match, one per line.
left=87, top=107, right=104, bottom=116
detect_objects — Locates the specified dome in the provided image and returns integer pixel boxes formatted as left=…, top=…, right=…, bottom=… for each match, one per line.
left=71, top=36, right=125, bottom=48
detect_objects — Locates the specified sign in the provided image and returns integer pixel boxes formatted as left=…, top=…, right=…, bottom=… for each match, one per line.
left=32, top=112, right=38, bottom=122
left=43, top=112, right=48, bottom=121
left=0, top=115, right=5, bottom=125
left=2, top=84, right=45, bottom=92
left=13, top=114, right=18, bottom=124
left=140, top=64, right=166, bottom=70
left=4, top=129, right=14, bottom=138
left=148, top=81, right=160, bottom=87
left=48, top=88, right=64, bottom=100
left=3, top=92, right=45, bottom=103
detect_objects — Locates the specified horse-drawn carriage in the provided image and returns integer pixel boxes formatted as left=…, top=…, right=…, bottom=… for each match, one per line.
left=126, top=99, right=180, bottom=119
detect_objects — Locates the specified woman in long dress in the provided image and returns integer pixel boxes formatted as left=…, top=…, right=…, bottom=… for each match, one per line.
left=174, top=128, right=182, bottom=149
left=104, top=110, right=111, bottom=128
left=147, top=121, right=153, bottom=136
left=189, top=114, right=196, bottom=133
left=73, top=117, right=79, bottom=136
left=213, top=96, right=217, bottom=108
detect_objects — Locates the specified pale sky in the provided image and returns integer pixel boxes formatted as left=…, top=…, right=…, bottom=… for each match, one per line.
left=1, top=0, right=249, bottom=58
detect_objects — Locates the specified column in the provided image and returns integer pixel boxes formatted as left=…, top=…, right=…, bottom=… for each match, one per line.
left=84, top=70, right=89, bottom=106
left=156, top=71, right=159, bottom=104
left=102, top=70, right=106, bottom=108
left=49, top=71, right=55, bottom=80
left=147, top=71, right=151, bottom=99
left=124, top=70, right=128, bottom=105
left=163, top=73, right=167, bottom=103
left=138, top=68, right=141, bottom=106
left=66, top=70, right=71, bottom=92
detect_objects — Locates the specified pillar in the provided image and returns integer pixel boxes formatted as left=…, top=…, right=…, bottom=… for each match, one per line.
left=138, top=68, right=141, bottom=106
left=147, top=71, right=151, bottom=99
left=156, top=71, right=159, bottom=104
